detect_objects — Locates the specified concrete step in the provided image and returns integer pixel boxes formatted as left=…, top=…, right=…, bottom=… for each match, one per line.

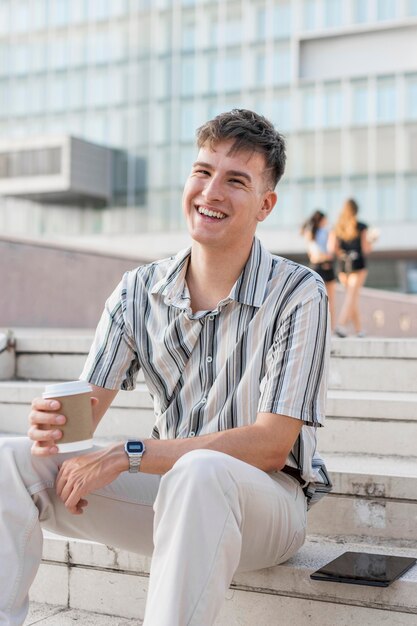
left=29, top=533, right=417, bottom=625
left=0, top=380, right=155, bottom=440
left=24, top=603, right=139, bottom=625
left=308, top=453, right=417, bottom=542
left=1, top=380, right=416, bottom=459
left=4, top=329, right=417, bottom=393
left=320, top=389, right=417, bottom=457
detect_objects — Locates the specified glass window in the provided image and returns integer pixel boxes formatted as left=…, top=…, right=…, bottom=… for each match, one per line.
left=273, top=2, right=292, bottom=38
left=68, top=0, right=86, bottom=23
left=86, top=72, right=107, bottom=107
left=50, top=0, right=69, bottom=26
left=376, top=177, right=395, bottom=221
left=377, top=78, right=396, bottom=123
left=406, top=75, right=417, bottom=120
left=154, top=104, right=170, bottom=145
left=12, top=3, right=29, bottom=33
left=108, top=69, right=125, bottom=105
left=156, top=60, right=171, bottom=99
left=256, top=7, right=266, bottom=40
left=224, top=56, right=242, bottom=92
left=0, top=83, right=9, bottom=117
left=27, top=78, right=45, bottom=115
left=409, top=0, right=417, bottom=16
left=68, top=72, right=85, bottom=109
left=271, top=92, right=291, bottom=132
left=302, top=88, right=316, bottom=129
left=273, top=45, right=291, bottom=85
left=68, top=34, right=85, bottom=67
left=407, top=178, right=417, bottom=219
left=224, top=14, right=242, bottom=46
left=87, top=0, right=110, bottom=21
left=30, top=40, right=47, bottom=73
left=109, top=28, right=126, bottom=62
left=84, top=113, right=108, bottom=144
left=0, top=4, right=10, bottom=35
left=324, top=83, right=342, bottom=128
left=180, top=102, right=197, bottom=141
left=254, top=53, right=266, bottom=88
left=13, top=44, right=29, bottom=75
left=303, top=0, right=317, bottom=31
left=48, top=37, right=68, bottom=71
left=182, top=17, right=195, bottom=50
left=323, top=180, right=343, bottom=222
left=49, top=75, right=67, bottom=112
left=352, top=81, right=368, bottom=124
left=107, top=112, right=125, bottom=146
left=11, top=81, right=28, bottom=116
left=86, top=30, right=109, bottom=64
left=0, top=44, right=9, bottom=77
left=353, top=0, right=368, bottom=23
left=377, top=0, right=397, bottom=20
left=181, top=58, right=195, bottom=96
left=324, top=0, right=342, bottom=28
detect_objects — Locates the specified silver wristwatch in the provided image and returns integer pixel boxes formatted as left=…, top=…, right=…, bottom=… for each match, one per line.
left=124, top=440, right=146, bottom=473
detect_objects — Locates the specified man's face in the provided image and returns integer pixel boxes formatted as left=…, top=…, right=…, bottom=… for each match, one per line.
left=182, top=140, right=277, bottom=251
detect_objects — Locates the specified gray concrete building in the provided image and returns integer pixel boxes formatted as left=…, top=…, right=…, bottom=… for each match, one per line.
left=0, top=0, right=417, bottom=291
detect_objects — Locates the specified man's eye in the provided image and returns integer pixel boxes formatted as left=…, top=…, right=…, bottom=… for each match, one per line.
left=194, top=169, right=210, bottom=175
left=230, top=178, right=244, bottom=185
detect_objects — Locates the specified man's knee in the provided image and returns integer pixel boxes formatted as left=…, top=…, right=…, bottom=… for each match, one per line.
left=158, top=449, right=238, bottom=503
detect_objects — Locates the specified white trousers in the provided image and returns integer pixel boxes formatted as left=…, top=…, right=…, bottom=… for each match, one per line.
left=0, top=437, right=307, bottom=626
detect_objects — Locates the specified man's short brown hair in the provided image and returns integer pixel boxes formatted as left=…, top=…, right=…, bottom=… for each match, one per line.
left=196, top=109, right=286, bottom=189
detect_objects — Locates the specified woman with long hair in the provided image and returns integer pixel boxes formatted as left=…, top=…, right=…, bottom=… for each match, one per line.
left=301, top=209, right=336, bottom=330
left=330, top=198, right=376, bottom=337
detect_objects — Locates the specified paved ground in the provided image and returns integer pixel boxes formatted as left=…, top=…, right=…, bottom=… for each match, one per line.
left=24, top=603, right=141, bottom=625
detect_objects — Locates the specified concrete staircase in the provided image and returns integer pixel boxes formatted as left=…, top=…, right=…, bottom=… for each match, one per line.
left=1, top=329, right=417, bottom=625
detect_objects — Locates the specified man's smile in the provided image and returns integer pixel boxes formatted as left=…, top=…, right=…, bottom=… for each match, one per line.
left=195, top=205, right=227, bottom=220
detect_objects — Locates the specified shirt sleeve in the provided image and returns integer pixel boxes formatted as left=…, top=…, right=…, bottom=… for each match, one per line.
left=258, top=285, right=330, bottom=425
left=79, top=273, right=140, bottom=391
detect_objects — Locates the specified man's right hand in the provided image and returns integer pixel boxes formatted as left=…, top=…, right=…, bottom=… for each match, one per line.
left=28, top=398, right=66, bottom=456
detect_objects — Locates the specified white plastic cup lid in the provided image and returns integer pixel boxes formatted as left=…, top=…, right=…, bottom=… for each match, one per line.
left=43, top=380, right=92, bottom=399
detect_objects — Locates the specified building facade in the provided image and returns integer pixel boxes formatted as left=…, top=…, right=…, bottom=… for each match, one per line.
left=0, top=0, right=417, bottom=289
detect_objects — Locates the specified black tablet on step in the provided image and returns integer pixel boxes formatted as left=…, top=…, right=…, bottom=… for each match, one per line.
left=310, top=551, right=416, bottom=587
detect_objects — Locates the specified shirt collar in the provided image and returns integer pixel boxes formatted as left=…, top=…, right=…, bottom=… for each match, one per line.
left=150, top=236, right=274, bottom=310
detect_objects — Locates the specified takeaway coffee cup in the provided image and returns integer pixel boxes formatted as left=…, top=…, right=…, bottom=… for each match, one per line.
left=42, top=380, right=93, bottom=452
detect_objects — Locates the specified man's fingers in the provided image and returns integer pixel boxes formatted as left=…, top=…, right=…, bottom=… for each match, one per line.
left=31, top=397, right=61, bottom=412
left=28, top=425, right=63, bottom=443
left=31, top=441, right=59, bottom=456
left=28, top=411, right=66, bottom=427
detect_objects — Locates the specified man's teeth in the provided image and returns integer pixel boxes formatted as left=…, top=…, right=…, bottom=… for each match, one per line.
left=197, top=206, right=226, bottom=219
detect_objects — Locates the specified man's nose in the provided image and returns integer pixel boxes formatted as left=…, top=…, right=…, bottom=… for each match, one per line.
left=202, top=176, right=225, bottom=202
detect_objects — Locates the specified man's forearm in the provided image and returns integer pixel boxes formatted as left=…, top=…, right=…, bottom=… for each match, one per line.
left=114, top=413, right=302, bottom=476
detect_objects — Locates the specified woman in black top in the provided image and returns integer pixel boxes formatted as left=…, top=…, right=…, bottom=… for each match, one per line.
left=329, top=198, right=375, bottom=337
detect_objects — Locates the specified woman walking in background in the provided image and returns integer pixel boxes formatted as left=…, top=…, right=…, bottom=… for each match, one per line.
left=330, top=198, right=376, bottom=337
left=301, top=210, right=336, bottom=330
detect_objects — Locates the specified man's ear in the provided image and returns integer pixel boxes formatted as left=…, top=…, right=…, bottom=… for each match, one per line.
left=257, top=191, right=277, bottom=222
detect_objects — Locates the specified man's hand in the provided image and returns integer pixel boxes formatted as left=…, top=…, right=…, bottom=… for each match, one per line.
left=28, top=396, right=98, bottom=456
left=55, top=444, right=128, bottom=515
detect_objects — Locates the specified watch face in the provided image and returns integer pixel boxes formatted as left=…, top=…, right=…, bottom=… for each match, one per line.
left=127, top=441, right=144, bottom=454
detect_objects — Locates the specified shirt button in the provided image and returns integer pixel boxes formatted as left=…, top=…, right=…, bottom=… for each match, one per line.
left=189, top=431, right=196, bottom=437
left=208, top=315, right=215, bottom=321
left=201, top=397, right=207, bottom=404
left=206, top=356, right=213, bottom=363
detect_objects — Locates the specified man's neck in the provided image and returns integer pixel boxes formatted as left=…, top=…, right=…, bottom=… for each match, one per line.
left=186, top=240, right=254, bottom=314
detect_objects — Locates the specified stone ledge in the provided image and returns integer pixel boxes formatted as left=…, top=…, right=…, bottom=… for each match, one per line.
left=36, top=533, right=417, bottom=616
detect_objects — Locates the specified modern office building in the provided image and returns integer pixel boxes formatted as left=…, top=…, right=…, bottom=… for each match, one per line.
left=0, top=0, right=417, bottom=290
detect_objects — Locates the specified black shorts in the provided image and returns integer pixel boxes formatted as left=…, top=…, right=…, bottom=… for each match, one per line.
left=311, top=262, right=336, bottom=283
left=339, top=253, right=366, bottom=274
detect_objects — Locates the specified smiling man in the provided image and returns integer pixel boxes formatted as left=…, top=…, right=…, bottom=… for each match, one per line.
left=0, top=109, right=332, bottom=626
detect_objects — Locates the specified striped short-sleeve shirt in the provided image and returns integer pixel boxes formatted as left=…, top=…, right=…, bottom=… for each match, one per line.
left=81, top=237, right=332, bottom=507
